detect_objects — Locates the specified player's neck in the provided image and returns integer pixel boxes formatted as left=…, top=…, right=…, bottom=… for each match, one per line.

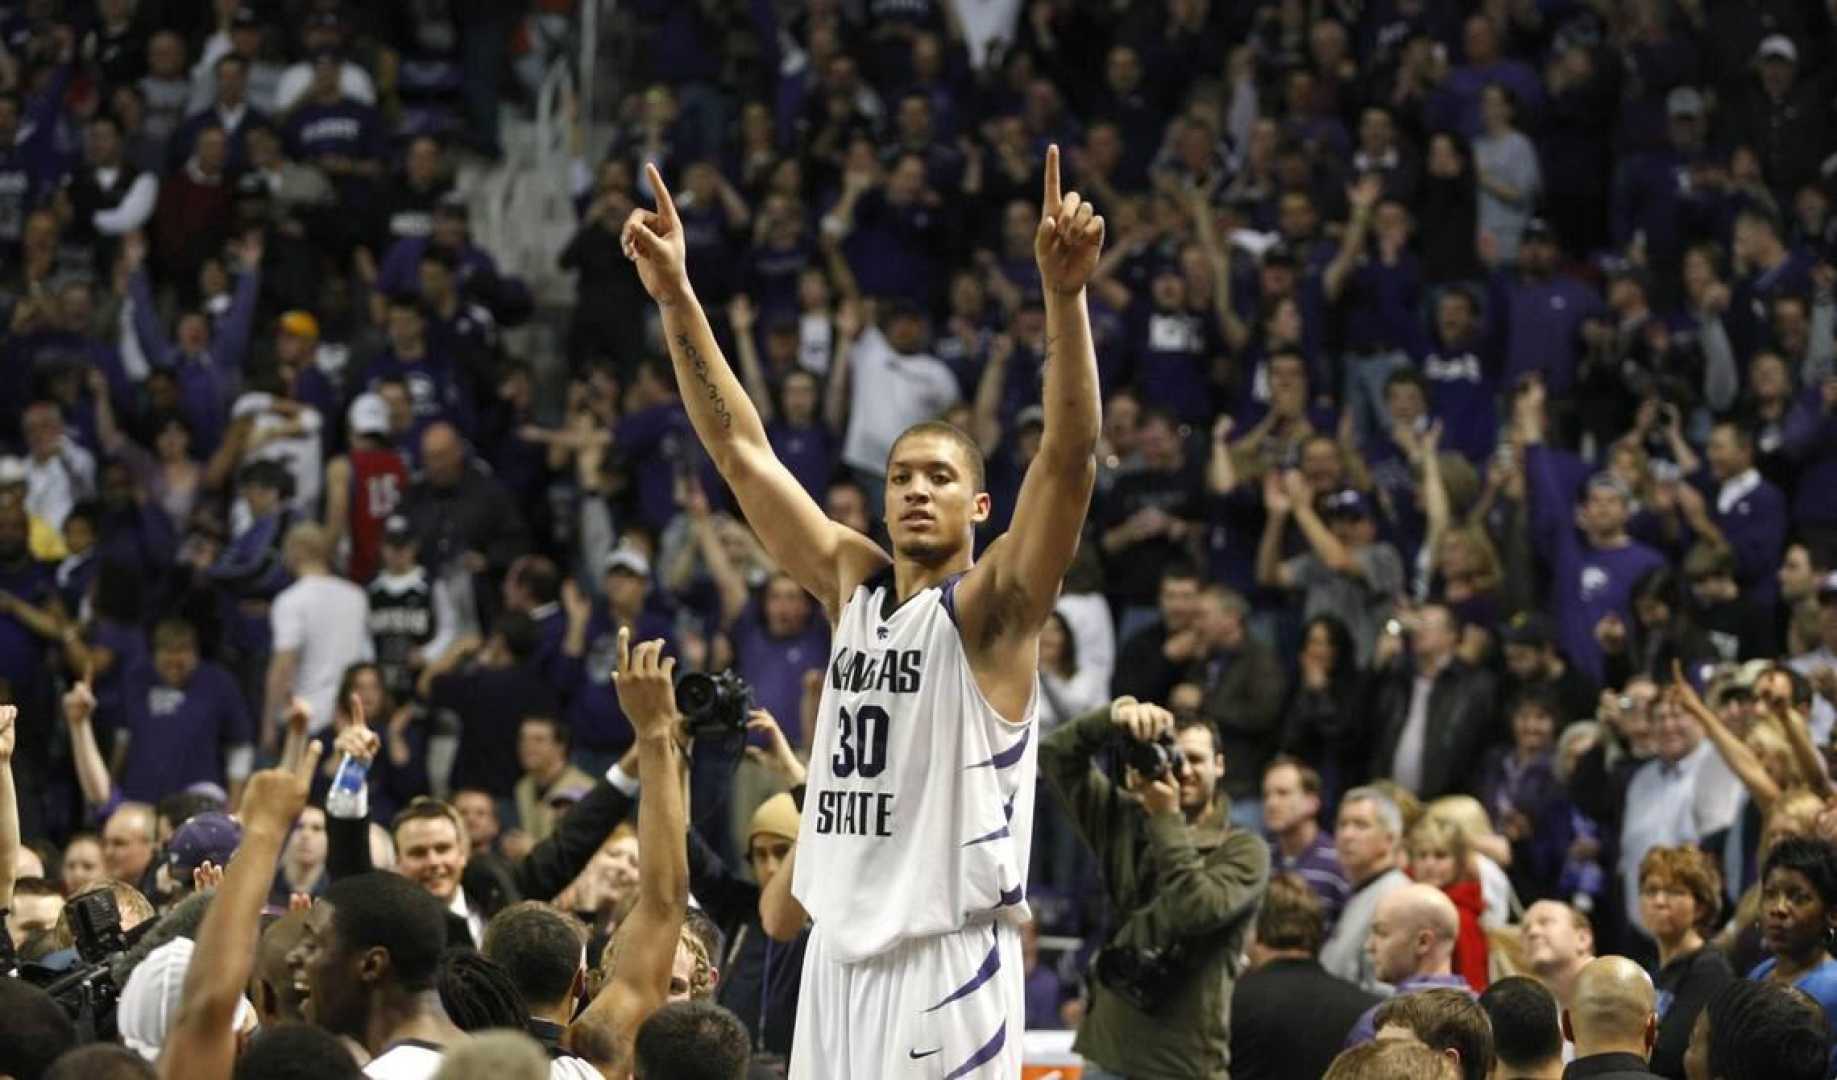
left=892, top=553, right=973, bottom=602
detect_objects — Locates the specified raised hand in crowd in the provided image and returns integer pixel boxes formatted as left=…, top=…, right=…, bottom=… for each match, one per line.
left=159, top=739, right=322, bottom=1080
left=744, top=708, right=807, bottom=787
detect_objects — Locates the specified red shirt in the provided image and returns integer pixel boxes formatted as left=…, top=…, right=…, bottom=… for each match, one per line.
left=347, top=447, right=408, bottom=582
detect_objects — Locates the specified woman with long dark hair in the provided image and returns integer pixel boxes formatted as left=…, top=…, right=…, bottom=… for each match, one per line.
left=1601, top=565, right=1719, bottom=687
left=1279, top=614, right=1362, bottom=808
left=1415, top=131, right=1481, bottom=285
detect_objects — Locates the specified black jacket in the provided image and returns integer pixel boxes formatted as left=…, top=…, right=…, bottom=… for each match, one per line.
left=327, top=778, right=635, bottom=946
left=1650, top=947, right=1734, bottom=1078
left=1563, top=1051, right=1655, bottom=1078
left=1229, top=957, right=1380, bottom=1080
left=687, top=827, right=807, bottom=1058
left=1366, top=658, right=1497, bottom=800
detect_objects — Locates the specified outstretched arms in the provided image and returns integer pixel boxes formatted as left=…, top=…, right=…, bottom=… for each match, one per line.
left=624, top=165, right=887, bottom=618
left=959, top=146, right=1103, bottom=649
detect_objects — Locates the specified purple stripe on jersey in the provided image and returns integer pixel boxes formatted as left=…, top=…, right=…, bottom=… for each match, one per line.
left=995, top=884, right=1025, bottom=908
left=967, top=725, right=1031, bottom=770
left=942, top=1022, right=1007, bottom=1080
left=1003, top=794, right=1015, bottom=821
left=962, top=824, right=1011, bottom=846
left=926, top=933, right=1002, bottom=1013
left=938, top=571, right=968, bottom=626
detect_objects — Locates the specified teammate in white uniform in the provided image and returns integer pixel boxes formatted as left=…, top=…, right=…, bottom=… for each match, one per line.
left=622, top=148, right=1105, bottom=1078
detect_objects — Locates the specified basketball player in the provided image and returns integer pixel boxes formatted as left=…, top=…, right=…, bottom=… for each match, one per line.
left=622, top=148, right=1102, bottom=1077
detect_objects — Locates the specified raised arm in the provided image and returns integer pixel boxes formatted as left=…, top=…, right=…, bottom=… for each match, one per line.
left=159, top=743, right=321, bottom=1080
left=960, top=146, right=1103, bottom=641
left=62, top=673, right=116, bottom=809
left=1668, top=664, right=1781, bottom=813
left=0, top=706, right=16, bottom=914
left=569, top=630, right=688, bottom=1069
left=623, top=164, right=888, bottom=618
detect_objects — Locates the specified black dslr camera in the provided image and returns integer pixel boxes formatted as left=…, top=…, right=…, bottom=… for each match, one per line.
left=675, top=669, right=754, bottom=736
left=1117, top=729, right=1188, bottom=782
left=1092, top=939, right=1188, bottom=1012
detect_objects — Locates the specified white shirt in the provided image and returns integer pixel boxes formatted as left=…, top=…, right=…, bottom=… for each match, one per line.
left=1618, top=741, right=1743, bottom=931
left=448, top=885, right=484, bottom=946
left=364, top=1042, right=445, bottom=1080
left=1715, top=467, right=1762, bottom=515
left=271, top=573, right=373, bottom=732
left=839, top=327, right=961, bottom=474
left=232, top=393, right=324, bottom=513
left=1055, top=592, right=1116, bottom=693
left=1390, top=670, right=1436, bottom=793
left=274, top=61, right=378, bottom=113
left=25, top=438, right=97, bottom=531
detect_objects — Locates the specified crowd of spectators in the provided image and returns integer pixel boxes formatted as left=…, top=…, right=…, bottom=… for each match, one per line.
left=9, top=0, right=1837, bottom=1075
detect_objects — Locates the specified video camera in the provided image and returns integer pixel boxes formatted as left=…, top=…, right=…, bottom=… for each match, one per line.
left=9, top=888, right=151, bottom=1042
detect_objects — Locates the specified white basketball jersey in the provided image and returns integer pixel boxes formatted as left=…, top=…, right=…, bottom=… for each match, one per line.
left=790, top=569, right=1038, bottom=964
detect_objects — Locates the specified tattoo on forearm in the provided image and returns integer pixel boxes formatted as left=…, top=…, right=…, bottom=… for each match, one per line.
left=675, top=332, right=733, bottom=430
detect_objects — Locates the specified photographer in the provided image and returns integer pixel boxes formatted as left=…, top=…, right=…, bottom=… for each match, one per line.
left=1041, top=696, right=1269, bottom=1080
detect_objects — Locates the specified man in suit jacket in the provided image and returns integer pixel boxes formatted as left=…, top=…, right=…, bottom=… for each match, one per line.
left=325, top=725, right=636, bottom=946
left=1231, top=873, right=1381, bottom=1080
left=1559, top=956, right=1658, bottom=1079
left=1367, top=602, right=1497, bottom=800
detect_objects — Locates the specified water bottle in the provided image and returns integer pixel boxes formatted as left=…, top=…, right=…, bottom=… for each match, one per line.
left=324, top=752, right=370, bottom=818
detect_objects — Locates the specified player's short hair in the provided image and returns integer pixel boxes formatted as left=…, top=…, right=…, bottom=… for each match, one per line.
left=322, top=872, right=448, bottom=991
left=1705, top=978, right=1830, bottom=1080
left=1372, top=988, right=1494, bottom=1080
left=1478, top=977, right=1562, bottom=1071
left=633, top=1001, right=752, bottom=1079
left=482, top=901, right=588, bottom=1008
left=233, top=1022, right=365, bottom=1080
left=0, top=979, right=78, bottom=1079
left=683, top=908, right=725, bottom=1000
left=1256, top=872, right=1326, bottom=955
left=1323, top=1039, right=1456, bottom=1080
left=43, top=1044, right=156, bottom=1080
left=887, top=420, right=986, bottom=492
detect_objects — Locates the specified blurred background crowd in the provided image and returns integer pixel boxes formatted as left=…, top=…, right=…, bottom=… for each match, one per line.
left=8, top=0, right=1837, bottom=1077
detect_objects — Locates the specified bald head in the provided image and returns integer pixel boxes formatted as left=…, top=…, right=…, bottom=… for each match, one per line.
left=1386, top=883, right=1460, bottom=937
left=1368, top=883, right=1460, bottom=984
left=1561, top=956, right=1657, bottom=1058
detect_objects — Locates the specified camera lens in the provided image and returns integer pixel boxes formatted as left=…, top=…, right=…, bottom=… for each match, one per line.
left=675, top=672, right=715, bottom=713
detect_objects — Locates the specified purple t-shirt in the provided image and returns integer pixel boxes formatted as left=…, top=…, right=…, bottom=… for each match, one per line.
left=729, top=602, right=829, bottom=748
left=1527, top=445, right=1669, bottom=683
left=119, top=661, right=253, bottom=803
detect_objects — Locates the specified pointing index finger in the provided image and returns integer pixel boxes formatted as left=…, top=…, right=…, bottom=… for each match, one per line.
left=1042, top=144, right=1061, bottom=218
left=646, top=163, right=678, bottom=228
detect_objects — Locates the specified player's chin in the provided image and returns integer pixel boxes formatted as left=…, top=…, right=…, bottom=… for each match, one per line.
left=892, top=534, right=957, bottom=565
